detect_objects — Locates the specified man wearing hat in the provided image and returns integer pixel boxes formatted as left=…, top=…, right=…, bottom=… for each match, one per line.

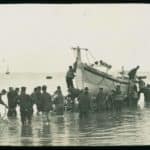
left=128, top=65, right=140, bottom=80
left=78, top=87, right=91, bottom=118
left=41, top=85, right=52, bottom=122
left=35, top=86, right=43, bottom=115
left=96, top=87, right=106, bottom=112
left=7, top=87, right=17, bottom=118
left=18, top=87, right=33, bottom=126
left=53, top=86, right=64, bottom=115
left=66, top=66, right=75, bottom=89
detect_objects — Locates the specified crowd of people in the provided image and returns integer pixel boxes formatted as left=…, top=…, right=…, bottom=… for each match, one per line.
left=64, top=64, right=150, bottom=118
left=0, top=81, right=149, bottom=126
left=0, top=65, right=148, bottom=126
left=0, top=83, right=138, bottom=126
left=0, top=85, right=65, bottom=126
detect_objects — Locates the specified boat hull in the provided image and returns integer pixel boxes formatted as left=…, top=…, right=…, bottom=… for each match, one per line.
left=74, top=63, right=129, bottom=96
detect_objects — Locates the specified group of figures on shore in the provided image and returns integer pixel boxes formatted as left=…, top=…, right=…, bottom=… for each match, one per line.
left=0, top=85, right=66, bottom=126
left=65, top=64, right=150, bottom=117
left=0, top=65, right=149, bottom=126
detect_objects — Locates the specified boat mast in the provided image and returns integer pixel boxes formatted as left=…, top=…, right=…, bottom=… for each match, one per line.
left=72, top=46, right=88, bottom=63
left=71, top=46, right=88, bottom=90
left=6, top=64, right=9, bottom=72
left=76, top=46, right=81, bottom=63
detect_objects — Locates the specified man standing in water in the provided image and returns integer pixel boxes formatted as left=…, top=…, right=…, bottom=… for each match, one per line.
left=66, top=66, right=75, bottom=89
left=30, top=87, right=38, bottom=116
left=113, top=85, right=123, bottom=111
left=53, top=86, right=64, bottom=115
left=7, top=87, right=17, bottom=117
left=14, top=88, right=20, bottom=102
left=78, top=87, right=91, bottom=118
left=35, top=86, right=43, bottom=115
left=96, top=88, right=106, bottom=112
left=128, top=66, right=140, bottom=80
left=18, top=87, right=33, bottom=126
left=41, top=85, right=52, bottom=123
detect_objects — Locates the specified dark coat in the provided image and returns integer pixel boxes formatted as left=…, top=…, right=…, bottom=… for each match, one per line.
left=66, top=69, right=75, bottom=79
left=30, top=92, right=37, bottom=105
left=7, top=91, right=17, bottom=108
left=36, top=92, right=43, bottom=106
left=78, top=92, right=91, bottom=113
left=54, top=93, right=64, bottom=105
left=54, top=93, right=64, bottom=115
left=18, top=94, right=33, bottom=112
left=96, top=91, right=106, bottom=106
left=143, top=88, right=150, bottom=102
left=41, top=92, right=52, bottom=112
left=128, top=67, right=139, bottom=80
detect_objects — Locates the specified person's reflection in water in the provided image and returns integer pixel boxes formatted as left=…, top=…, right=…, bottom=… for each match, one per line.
left=95, top=112, right=112, bottom=128
left=78, top=87, right=91, bottom=119
left=42, top=124, right=51, bottom=138
left=57, top=116, right=65, bottom=133
left=8, top=119, right=19, bottom=137
left=39, top=123, right=52, bottom=146
left=20, top=125, right=33, bottom=146
left=78, top=112, right=92, bottom=133
left=95, top=110, right=125, bottom=130
left=21, top=125, right=33, bottom=137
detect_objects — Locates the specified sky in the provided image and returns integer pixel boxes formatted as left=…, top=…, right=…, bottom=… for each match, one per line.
left=0, top=4, right=150, bottom=73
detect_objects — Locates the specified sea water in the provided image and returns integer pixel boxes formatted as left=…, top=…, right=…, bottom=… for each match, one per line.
left=0, top=72, right=149, bottom=146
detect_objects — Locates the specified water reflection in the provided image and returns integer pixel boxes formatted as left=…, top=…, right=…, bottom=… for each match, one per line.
left=21, top=125, right=33, bottom=137
left=39, top=123, right=52, bottom=146
left=42, top=124, right=51, bottom=138
left=20, top=125, right=33, bottom=146
left=1, top=103, right=150, bottom=145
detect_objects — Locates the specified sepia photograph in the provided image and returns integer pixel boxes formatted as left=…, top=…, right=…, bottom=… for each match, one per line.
left=0, top=4, right=149, bottom=146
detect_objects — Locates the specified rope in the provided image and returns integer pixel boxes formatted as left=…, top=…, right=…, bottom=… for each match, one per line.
left=72, top=47, right=97, bottom=89
left=74, top=75, right=78, bottom=89
left=88, top=49, right=96, bottom=62
left=85, top=50, right=91, bottom=64
left=74, top=65, right=85, bottom=90
left=72, top=49, right=76, bottom=59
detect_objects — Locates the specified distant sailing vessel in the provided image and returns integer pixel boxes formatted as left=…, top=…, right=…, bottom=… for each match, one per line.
left=46, top=76, right=52, bottom=79
left=5, top=64, right=10, bottom=75
left=71, top=46, right=143, bottom=97
left=1, top=58, right=10, bottom=75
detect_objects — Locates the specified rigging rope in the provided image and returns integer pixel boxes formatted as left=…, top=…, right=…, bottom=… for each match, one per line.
left=88, top=49, right=96, bottom=62
left=74, top=73, right=78, bottom=89
left=85, top=50, right=91, bottom=64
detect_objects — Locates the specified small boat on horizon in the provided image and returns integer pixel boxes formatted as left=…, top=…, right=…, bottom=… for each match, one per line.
left=46, top=76, right=53, bottom=79
left=5, top=64, right=10, bottom=75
